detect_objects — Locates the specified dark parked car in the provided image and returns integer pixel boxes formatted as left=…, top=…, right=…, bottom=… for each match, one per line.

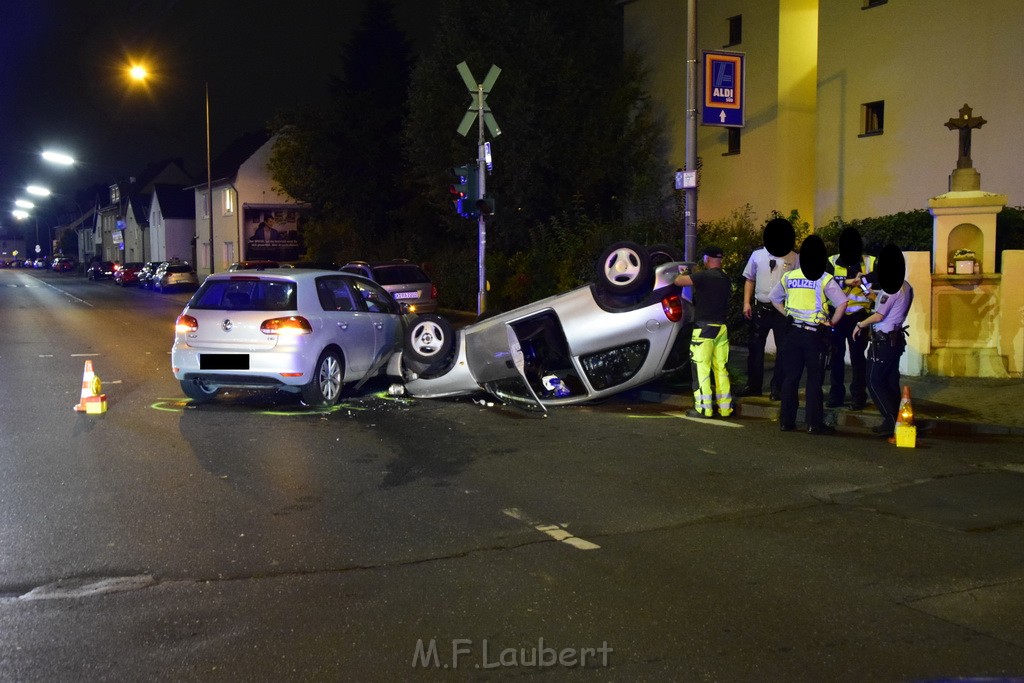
left=87, top=261, right=116, bottom=280
left=51, top=257, right=76, bottom=272
left=114, top=262, right=145, bottom=286
left=137, top=261, right=165, bottom=289
left=340, top=260, right=438, bottom=313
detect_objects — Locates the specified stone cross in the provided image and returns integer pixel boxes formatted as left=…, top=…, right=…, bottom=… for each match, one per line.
left=944, top=104, right=986, bottom=169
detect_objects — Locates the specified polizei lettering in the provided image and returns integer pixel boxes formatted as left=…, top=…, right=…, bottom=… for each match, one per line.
left=787, top=278, right=818, bottom=288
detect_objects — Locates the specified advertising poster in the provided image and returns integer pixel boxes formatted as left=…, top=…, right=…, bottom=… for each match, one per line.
left=244, top=207, right=305, bottom=261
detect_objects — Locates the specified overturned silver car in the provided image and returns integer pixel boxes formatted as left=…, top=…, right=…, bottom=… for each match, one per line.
left=388, top=242, right=694, bottom=411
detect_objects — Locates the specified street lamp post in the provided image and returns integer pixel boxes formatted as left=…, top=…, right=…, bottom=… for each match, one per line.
left=205, top=82, right=214, bottom=274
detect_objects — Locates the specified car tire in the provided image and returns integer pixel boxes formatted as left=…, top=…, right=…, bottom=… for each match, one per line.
left=302, top=349, right=344, bottom=408
left=595, top=241, right=654, bottom=296
left=404, top=314, right=454, bottom=366
left=647, top=243, right=684, bottom=268
left=180, top=378, right=218, bottom=403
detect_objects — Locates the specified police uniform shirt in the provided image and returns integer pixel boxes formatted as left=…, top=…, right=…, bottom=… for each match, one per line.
left=690, top=268, right=731, bottom=324
left=870, top=282, right=914, bottom=333
left=768, top=272, right=848, bottom=319
left=743, top=247, right=799, bottom=303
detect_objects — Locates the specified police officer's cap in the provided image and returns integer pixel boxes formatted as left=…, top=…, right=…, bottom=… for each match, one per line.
left=701, top=245, right=724, bottom=259
left=838, top=227, right=863, bottom=267
left=799, top=234, right=827, bottom=280
left=763, top=217, right=796, bottom=257
left=876, top=243, right=906, bottom=295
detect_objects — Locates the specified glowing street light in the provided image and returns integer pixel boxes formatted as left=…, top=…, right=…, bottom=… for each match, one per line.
left=12, top=209, right=30, bottom=220
left=41, top=150, right=75, bottom=166
left=26, top=185, right=52, bottom=197
left=129, top=64, right=149, bottom=81
left=15, top=199, right=35, bottom=209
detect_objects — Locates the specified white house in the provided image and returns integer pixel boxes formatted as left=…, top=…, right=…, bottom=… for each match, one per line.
left=148, top=184, right=196, bottom=264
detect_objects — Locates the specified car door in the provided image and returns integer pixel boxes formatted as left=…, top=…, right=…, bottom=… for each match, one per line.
left=348, top=278, right=403, bottom=363
left=314, top=276, right=376, bottom=376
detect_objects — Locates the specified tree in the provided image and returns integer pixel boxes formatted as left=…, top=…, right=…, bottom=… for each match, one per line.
left=269, top=0, right=413, bottom=259
left=403, top=0, right=664, bottom=253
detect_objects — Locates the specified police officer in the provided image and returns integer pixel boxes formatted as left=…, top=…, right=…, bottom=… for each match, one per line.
left=826, top=227, right=876, bottom=410
left=853, top=244, right=914, bottom=440
left=769, top=234, right=848, bottom=435
left=675, top=245, right=733, bottom=418
left=740, top=217, right=800, bottom=399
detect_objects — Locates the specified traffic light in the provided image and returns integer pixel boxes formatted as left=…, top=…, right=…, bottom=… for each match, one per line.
left=450, top=165, right=478, bottom=218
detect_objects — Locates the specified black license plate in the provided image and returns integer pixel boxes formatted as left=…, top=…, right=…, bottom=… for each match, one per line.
left=200, top=354, right=250, bottom=370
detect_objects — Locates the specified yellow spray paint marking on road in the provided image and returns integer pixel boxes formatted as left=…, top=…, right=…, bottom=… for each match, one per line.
left=502, top=508, right=601, bottom=551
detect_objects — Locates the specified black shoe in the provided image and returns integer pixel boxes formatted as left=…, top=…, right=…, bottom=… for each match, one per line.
left=850, top=402, right=866, bottom=411
left=738, top=386, right=763, bottom=397
left=825, top=399, right=844, bottom=408
left=769, top=392, right=781, bottom=401
left=686, top=408, right=712, bottom=418
left=807, top=424, right=836, bottom=435
left=779, top=422, right=797, bottom=432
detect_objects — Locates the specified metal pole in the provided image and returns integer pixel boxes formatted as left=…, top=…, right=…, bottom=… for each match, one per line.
left=476, top=83, right=487, bottom=316
left=206, top=82, right=215, bottom=274
left=684, top=0, right=698, bottom=262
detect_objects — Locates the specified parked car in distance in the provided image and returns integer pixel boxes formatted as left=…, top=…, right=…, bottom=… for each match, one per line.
left=171, top=269, right=408, bottom=407
left=388, top=241, right=693, bottom=412
left=137, top=261, right=165, bottom=289
left=113, top=261, right=145, bottom=286
left=51, top=256, right=76, bottom=272
left=154, top=263, right=199, bottom=292
left=33, top=258, right=49, bottom=269
left=340, top=260, right=437, bottom=313
left=282, top=261, right=340, bottom=270
left=87, top=261, right=116, bottom=280
left=228, top=260, right=280, bottom=271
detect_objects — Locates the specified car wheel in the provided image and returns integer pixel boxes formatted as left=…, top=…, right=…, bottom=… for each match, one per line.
left=302, top=349, right=344, bottom=408
left=647, top=243, right=684, bottom=268
left=595, top=241, right=654, bottom=295
left=180, top=378, right=218, bottom=403
left=405, top=314, right=454, bottom=366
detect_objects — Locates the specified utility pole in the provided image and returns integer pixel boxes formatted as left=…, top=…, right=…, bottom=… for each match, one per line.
left=456, top=61, right=501, bottom=316
left=684, top=0, right=698, bottom=262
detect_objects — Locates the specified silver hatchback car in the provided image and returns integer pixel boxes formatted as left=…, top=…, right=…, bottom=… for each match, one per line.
left=340, top=260, right=438, bottom=313
left=172, top=269, right=406, bottom=407
left=387, top=242, right=694, bottom=412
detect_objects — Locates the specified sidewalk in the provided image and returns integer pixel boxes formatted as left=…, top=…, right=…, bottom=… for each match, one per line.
left=639, top=346, right=1024, bottom=437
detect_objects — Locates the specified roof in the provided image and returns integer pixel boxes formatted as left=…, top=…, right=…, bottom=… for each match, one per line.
left=153, top=184, right=197, bottom=220
left=208, top=129, right=273, bottom=183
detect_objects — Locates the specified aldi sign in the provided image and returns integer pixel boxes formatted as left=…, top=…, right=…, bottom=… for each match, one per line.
left=702, top=51, right=745, bottom=127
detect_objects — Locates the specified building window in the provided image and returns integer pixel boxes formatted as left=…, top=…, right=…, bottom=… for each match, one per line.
left=201, top=193, right=210, bottom=219
left=860, top=101, right=884, bottom=136
left=862, top=0, right=888, bottom=8
left=726, top=15, right=742, bottom=46
left=109, top=184, right=120, bottom=204
left=724, top=128, right=741, bottom=155
left=222, top=189, right=234, bottom=216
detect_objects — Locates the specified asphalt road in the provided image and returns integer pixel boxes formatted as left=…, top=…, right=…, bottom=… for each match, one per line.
left=1, top=268, right=1022, bottom=681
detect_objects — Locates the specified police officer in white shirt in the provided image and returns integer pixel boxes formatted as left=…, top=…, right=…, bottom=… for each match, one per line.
left=740, top=217, right=799, bottom=399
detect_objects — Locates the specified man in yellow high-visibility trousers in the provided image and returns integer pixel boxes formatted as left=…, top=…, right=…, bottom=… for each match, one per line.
left=675, top=246, right=733, bottom=418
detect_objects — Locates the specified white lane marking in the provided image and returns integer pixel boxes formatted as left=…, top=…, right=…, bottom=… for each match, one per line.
left=666, top=411, right=744, bottom=428
left=502, top=508, right=600, bottom=551
left=38, top=354, right=54, bottom=358
left=70, top=353, right=101, bottom=357
left=39, top=280, right=94, bottom=307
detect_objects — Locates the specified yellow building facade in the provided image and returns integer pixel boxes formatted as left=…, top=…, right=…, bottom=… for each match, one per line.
left=622, top=0, right=1023, bottom=227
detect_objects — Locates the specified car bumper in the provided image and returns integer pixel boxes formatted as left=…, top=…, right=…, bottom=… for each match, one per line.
left=171, top=340, right=319, bottom=388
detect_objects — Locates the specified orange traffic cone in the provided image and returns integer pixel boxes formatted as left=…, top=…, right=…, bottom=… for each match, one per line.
left=73, top=360, right=107, bottom=414
left=893, top=385, right=916, bottom=447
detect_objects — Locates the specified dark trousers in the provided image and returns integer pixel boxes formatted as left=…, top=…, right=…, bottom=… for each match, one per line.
left=866, top=338, right=905, bottom=432
left=780, top=327, right=829, bottom=429
left=828, top=310, right=870, bottom=406
left=747, top=303, right=789, bottom=395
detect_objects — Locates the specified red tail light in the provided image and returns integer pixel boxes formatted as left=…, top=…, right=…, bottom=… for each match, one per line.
left=661, top=294, right=683, bottom=322
left=175, top=314, right=198, bottom=333
left=431, top=284, right=438, bottom=299
left=261, top=316, right=313, bottom=336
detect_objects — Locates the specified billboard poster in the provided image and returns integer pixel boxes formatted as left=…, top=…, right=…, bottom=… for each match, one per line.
left=244, top=207, right=306, bottom=262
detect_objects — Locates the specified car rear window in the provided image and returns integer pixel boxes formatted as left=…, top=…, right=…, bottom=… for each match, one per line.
left=371, top=265, right=430, bottom=285
left=167, top=264, right=194, bottom=273
left=189, top=280, right=297, bottom=311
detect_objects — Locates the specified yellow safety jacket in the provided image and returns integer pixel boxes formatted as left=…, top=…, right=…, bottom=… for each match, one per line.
left=781, top=268, right=834, bottom=326
left=828, top=254, right=875, bottom=313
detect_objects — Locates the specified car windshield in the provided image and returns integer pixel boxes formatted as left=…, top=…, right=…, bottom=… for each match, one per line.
left=189, top=279, right=297, bottom=311
left=371, top=265, right=430, bottom=285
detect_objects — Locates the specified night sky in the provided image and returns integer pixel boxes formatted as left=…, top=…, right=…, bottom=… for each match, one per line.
left=0, top=0, right=439, bottom=225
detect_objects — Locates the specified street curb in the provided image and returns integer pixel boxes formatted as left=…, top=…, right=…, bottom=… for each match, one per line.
left=635, top=389, right=1024, bottom=437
